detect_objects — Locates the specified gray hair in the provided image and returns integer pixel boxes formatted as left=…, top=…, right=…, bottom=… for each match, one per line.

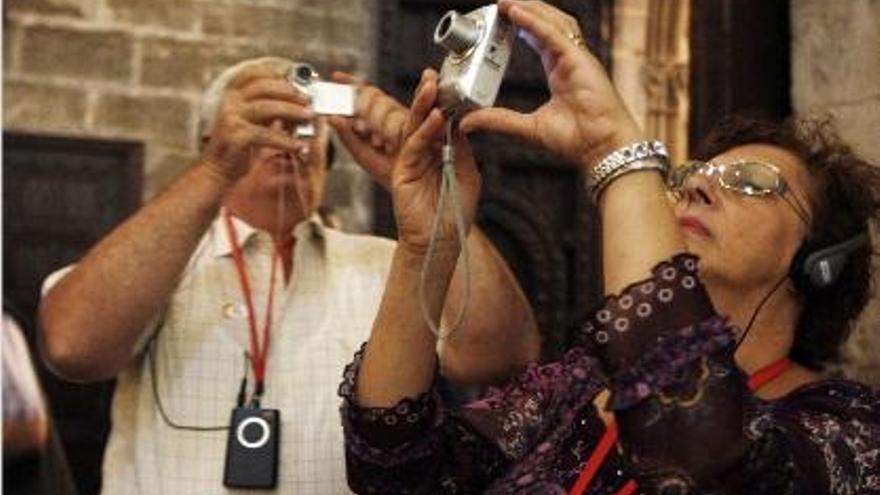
left=197, top=56, right=296, bottom=141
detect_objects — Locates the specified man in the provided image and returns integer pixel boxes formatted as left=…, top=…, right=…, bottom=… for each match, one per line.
left=39, top=57, right=539, bottom=494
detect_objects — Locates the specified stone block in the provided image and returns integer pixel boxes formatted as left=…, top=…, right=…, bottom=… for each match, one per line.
left=95, top=93, right=193, bottom=149
left=201, top=2, right=231, bottom=37
left=3, top=81, right=88, bottom=132
left=824, top=98, right=880, bottom=164
left=5, top=0, right=91, bottom=18
left=141, top=37, right=212, bottom=90
left=107, top=0, right=198, bottom=31
left=4, top=21, right=21, bottom=72
left=144, top=149, right=197, bottom=199
left=230, top=4, right=322, bottom=46
left=328, top=17, right=366, bottom=51
left=200, top=44, right=273, bottom=87
left=792, top=0, right=880, bottom=108
left=20, top=25, right=133, bottom=82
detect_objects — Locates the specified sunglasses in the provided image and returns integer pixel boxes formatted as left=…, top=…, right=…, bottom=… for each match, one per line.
left=668, top=159, right=812, bottom=226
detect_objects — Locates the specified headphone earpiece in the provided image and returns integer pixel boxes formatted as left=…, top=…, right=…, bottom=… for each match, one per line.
left=790, top=232, right=870, bottom=292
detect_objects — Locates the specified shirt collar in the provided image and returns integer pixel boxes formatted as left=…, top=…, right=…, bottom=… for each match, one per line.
left=210, top=209, right=326, bottom=258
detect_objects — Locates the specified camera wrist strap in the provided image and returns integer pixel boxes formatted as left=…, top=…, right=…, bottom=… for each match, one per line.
left=224, top=210, right=282, bottom=406
left=418, top=118, right=472, bottom=340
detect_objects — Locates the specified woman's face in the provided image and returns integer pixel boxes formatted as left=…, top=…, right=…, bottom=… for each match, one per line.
left=673, top=143, right=814, bottom=292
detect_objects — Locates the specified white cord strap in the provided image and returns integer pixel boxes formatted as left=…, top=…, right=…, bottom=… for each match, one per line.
left=417, top=118, right=471, bottom=340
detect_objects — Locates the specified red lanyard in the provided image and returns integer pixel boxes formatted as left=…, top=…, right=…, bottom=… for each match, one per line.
left=223, top=211, right=283, bottom=399
left=568, top=357, right=792, bottom=495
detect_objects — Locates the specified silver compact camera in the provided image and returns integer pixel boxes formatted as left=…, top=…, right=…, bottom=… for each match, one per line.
left=286, top=63, right=355, bottom=137
left=434, top=4, right=514, bottom=115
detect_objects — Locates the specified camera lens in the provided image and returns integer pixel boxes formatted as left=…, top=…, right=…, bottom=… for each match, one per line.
left=434, top=11, right=482, bottom=56
left=293, top=64, right=316, bottom=85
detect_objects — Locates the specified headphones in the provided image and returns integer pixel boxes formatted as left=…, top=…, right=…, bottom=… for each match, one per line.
left=790, top=231, right=871, bottom=292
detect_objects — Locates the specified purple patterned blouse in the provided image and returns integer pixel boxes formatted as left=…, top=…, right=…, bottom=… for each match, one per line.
left=339, top=255, right=880, bottom=494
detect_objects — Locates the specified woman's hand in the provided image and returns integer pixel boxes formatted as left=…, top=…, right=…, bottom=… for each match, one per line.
left=460, top=0, right=644, bottom=169
left=392, top=71, right=481, bottom=256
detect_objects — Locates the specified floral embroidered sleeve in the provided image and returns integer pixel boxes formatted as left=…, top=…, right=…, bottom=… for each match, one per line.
left=340, top=254, right=880, bottom=494
left=338, top=346, right=510, bottom=494
left=584, top=254, right=880, bottom=494
left=338, top=340, right=610, bottom=494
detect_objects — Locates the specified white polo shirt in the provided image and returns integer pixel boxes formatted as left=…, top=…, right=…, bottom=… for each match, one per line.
left=52, top=213, right=395, bottom=494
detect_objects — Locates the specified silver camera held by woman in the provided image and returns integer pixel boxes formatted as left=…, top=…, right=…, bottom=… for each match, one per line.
left=286, top=63, right=355, bottom=137
left=433, top=4, right=514, bottom=115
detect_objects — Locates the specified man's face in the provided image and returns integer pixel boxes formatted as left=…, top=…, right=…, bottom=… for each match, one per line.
left=232, top=118, right=330, bottom=219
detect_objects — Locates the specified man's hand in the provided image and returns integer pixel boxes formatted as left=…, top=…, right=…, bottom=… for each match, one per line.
left=200, top=64, right=315, bottom=183
left=328, top=70, right=439, bottom=190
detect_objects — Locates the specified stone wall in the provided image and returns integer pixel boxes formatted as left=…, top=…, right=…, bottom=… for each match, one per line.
left=792, top=0, right=880, bottom=384
left=3, top=0, right=380, bottom=232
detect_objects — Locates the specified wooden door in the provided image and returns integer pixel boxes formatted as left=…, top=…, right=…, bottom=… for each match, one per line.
left=3, top=132, right=143, bottom=495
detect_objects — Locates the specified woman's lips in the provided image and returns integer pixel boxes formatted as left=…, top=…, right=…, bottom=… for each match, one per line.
left=679, top=216, right=712, bottom=238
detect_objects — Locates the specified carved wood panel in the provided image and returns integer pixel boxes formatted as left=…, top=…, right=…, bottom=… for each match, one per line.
left=376, top=0, right=613, bottom=359
left=3, top=132, right=143, bottom=495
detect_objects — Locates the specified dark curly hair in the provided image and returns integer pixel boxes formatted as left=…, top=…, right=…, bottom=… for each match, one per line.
left=696, top=114, right=880, bottom=370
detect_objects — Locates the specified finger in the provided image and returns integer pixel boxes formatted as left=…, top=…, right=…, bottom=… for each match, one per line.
left=330, top=116, right=392, bottom=185
left=404, top=69, right=438, bottom=137
left=498, top=2, right=575, bottom=62
left=240, top=79, right=312, bottom=105
left=381, top=109, right=409, bottom=151
left=241, top=100, right=315, bottom=125
left=355, top=86, right=384, bottom=120
left=249, top=125, right=300, bottom=153
left=458, top=106, right=537, bottom=143
left=227, top=64, right=287, bottom=90
left=331, top=71, right=362, bottom=85
left=366, top=97, right=406, bottom=146
left=401, top=108, right=445, bottom=159
left=353, top=118, right=370, bottom=136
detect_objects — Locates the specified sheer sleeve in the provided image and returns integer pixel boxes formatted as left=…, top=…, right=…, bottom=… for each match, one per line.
left=339, top=344, right=510, bottom=494
left=339, top=342, right=609, bottom=494
left=584, top=254, right=880, bottom=494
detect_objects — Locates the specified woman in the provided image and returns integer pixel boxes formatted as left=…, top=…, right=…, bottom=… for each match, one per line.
left=339, top=1, right=880, bottom=493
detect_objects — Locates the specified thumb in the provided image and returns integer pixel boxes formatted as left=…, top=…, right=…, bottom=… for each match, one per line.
left=459, top=107, right=537, bottom=145
left=329, top=115, right=392, bottom=188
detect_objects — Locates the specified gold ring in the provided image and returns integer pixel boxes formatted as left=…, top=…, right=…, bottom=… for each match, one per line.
left=567, top=31, right=587, bottom=49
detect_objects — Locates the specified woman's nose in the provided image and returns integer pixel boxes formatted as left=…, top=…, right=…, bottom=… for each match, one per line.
left=679, top=171, right=718, bottom=206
